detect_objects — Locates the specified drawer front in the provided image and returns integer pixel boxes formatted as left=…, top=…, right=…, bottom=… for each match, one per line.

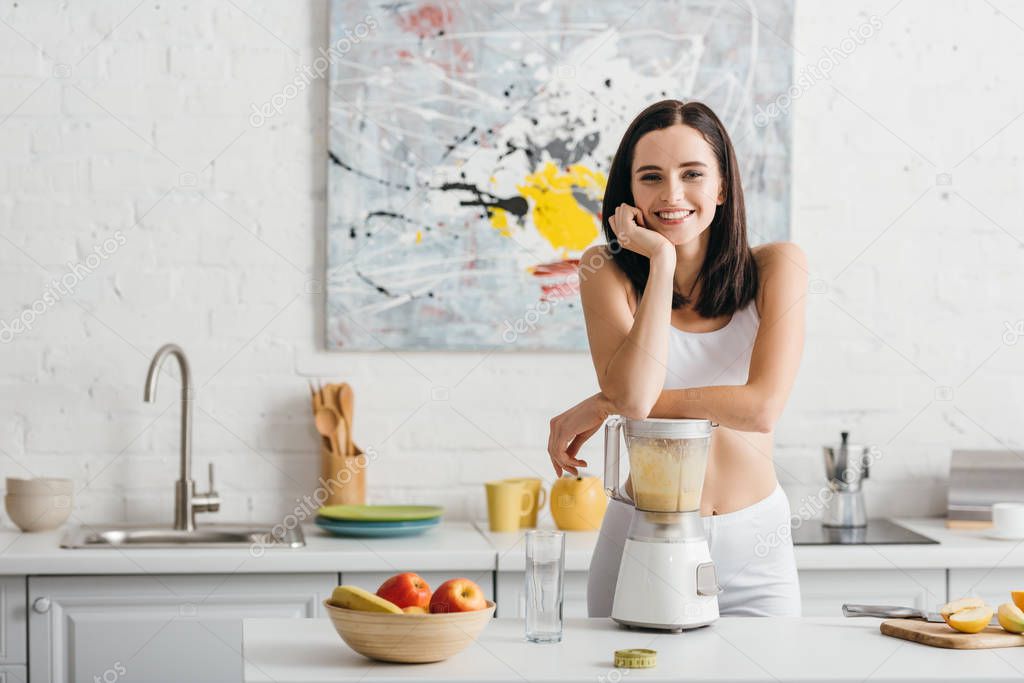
left=799, top=569, right=947, bottom=617
left=948, top=568, right=1022, bottom=607
left=495, top=571, right=588, bottom=619
left=0, top=664, right=28, bottom=683
left=0, top=577, right=26, bottom=665
left=28, top=573, right=335, bottom=683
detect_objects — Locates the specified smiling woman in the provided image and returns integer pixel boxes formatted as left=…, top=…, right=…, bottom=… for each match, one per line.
left=546, top=99, right=807, bottom=619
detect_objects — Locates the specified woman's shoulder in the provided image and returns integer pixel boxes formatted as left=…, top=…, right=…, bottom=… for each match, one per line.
left=579, top=244, right=627, bottom=282
left=750, top=242, right=807, bottom=315
left=751, top=241, right=806, bottom=273
left=578, top=244, right=636, bottom=309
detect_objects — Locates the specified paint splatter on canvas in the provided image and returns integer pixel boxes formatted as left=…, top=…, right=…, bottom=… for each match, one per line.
left=327, top=0, right=794, bottom=350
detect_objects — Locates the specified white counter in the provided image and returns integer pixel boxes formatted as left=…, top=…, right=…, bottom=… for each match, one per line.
left=794, top=518, right=1024, bottom=570
left=0, top=522, right=496, bottom=574
left=476, top=518, right=1024, bottom=571
left=0, top=517, right=1022, bottom=576
left=242, top=616, right=1024, bottom=682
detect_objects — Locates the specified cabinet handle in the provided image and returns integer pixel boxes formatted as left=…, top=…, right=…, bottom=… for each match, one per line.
left=33, top=597, right=51, bottom=613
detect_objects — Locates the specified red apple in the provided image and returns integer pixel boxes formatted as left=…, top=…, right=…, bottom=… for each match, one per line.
left=376, top=572, right=432, bottom=610
left=428, top=578, right=486, bottom=613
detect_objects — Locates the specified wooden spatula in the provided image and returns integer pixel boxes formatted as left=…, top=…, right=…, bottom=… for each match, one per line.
left=338, top=383, right=354, bottom=456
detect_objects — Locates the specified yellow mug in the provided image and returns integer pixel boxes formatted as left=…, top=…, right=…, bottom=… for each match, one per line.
left=504, top=477, right=547, bottom=528
left=484, top=480, right=533, bottom=532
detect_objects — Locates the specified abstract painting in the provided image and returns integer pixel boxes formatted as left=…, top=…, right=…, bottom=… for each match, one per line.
left=327, top=0, right=794, bottom=350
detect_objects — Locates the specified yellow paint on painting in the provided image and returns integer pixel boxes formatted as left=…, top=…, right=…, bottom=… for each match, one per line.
left=489, top=207, right=512, bottom=237
left=517, top=162, right=606, bottom=252
left=415, top=230, right=423, bottom=244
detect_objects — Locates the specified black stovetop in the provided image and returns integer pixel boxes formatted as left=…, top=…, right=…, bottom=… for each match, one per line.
left=791, top=518, right=938, bottom=545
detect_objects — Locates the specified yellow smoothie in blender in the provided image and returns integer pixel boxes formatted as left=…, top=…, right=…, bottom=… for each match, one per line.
left=625, top=435, right=710, bottom=512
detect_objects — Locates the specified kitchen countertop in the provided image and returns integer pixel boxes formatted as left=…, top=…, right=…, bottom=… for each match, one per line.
left=476, top=518, right=1024, bottom=571
left=0, top=522, right=496, bottom=574
left=242, top=615, right=1024, bottom=682
left=795, top=518, right=1024, bottom=570
left=0, top=517, right=1022, bottom=575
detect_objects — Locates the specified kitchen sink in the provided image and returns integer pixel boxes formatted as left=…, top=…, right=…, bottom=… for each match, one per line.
left=60, top=523, right=305, bottom=549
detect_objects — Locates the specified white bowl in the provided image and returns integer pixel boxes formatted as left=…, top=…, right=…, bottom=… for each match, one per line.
left=992, top=502, right=1024, bottom=540
left=5, top=493, right=73, bottom=532
left=6, top=477, right=73, bottom=496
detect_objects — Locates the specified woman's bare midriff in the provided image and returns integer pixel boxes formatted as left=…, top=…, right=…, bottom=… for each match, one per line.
left=699, top=426, right=778, bottom=516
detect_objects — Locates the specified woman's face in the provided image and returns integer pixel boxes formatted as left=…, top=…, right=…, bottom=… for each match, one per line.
left=629, top=124, right=724, bottom=246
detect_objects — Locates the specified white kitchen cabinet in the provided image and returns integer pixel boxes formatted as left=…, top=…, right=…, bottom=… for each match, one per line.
left=798, top=569, right=946, bottom=616
left=494, top=570, right=589, bottom=619
left=948, top=568, right=1022, bottom=607
left=0, top=665, right=27, bottom=683
left=0, top=577, right=26, bottom=666
left=341, top=571, right=495, bottom=603
left=28, top=573, right=335, bottom=683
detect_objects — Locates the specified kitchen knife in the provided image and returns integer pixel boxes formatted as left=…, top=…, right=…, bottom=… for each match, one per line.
left=842, top=604, right=944, bottom=622
left=842, top=603, right=999, bottom=625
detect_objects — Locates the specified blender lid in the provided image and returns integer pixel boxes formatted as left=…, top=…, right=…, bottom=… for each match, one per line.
left=623, top=417, right=712, bottom=439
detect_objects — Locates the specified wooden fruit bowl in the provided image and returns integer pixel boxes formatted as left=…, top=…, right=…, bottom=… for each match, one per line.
left=322, top=600, right=496, bottom=663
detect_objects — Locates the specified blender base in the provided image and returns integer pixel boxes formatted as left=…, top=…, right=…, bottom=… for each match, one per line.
left=610, top=536, right=720, bottom=631
left=612, top=617, right=715, bottom=632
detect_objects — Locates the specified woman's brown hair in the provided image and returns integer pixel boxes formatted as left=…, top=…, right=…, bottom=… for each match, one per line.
left=601, top=99, right=758, bottom=316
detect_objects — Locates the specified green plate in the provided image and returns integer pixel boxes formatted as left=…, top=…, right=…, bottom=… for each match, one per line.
left=316, top=504, right=444, bottom=522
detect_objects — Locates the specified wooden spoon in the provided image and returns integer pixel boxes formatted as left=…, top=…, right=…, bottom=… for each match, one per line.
left=314, top=407, right=341, bottom=457
left=337, top=383, right=354, bottom=456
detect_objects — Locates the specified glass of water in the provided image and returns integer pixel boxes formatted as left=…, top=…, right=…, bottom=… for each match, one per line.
left=524, top=529, right=565, bottom=643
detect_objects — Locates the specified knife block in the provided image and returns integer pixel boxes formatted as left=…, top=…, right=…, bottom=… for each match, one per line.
left=320, top=444, right=367, bottom=506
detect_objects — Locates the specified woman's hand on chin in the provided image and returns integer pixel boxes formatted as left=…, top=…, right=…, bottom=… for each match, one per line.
left=608, top=203, right=675, bottom=261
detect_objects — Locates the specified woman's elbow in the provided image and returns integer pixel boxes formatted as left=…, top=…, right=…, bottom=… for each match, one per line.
left=749, top=402, right=781, bottom=433
left=603, top=390, right=655, bottom=420
left=616, top=401, right=654, bottom=420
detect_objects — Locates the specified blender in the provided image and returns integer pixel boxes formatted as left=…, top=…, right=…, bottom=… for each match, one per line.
left=603, top=416, right=721, bottom=631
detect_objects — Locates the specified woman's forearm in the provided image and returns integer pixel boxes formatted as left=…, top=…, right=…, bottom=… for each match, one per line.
left=600, top=247, right=676, bottom=418
left=648, top=384, right=775, bottom=433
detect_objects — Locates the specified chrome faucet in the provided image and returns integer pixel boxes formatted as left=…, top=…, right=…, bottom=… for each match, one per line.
left=144, top=343, right=220, bottom=531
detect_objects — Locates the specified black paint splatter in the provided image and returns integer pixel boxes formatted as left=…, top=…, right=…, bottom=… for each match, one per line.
left=440, top=182, right=528, bottom=220
left=328, top=151, right=412, bottom=191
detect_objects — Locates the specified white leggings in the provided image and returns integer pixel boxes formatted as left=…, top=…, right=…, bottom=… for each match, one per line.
left=587, top=483, right=802, bottom=617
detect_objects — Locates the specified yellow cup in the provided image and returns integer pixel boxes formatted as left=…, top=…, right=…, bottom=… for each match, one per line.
left=504, top=477, right=547, bottom=529
left=485, top=480, right=533, bottom=532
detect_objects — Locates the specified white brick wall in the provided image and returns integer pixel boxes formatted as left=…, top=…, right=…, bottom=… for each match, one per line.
left=0, top=1, right=1022, bottom=529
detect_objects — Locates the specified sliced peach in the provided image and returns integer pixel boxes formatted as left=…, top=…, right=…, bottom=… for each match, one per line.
left=998, top=602, right=1024, bottom=634
left=940, top=597, right=986, bottom=624
left=948, top=605, right=994, bottom=634
left=1011, top=591, right=1024, bottom=612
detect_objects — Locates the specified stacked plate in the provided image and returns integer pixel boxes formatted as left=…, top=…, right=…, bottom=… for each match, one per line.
left=316, top=505, right=444, bottom=538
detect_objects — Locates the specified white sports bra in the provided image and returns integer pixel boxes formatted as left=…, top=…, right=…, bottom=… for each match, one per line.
left=663, top=300, right=760, bottom=390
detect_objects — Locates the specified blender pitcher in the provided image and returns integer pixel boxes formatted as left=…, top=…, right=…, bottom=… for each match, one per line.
left=603, top=416, right=721, bottom=631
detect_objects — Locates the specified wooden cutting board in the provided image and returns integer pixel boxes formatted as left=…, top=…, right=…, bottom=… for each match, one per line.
left=881, top=619, right=1024, bottom=649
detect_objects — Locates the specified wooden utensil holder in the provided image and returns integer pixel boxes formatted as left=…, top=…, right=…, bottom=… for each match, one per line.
left=320, top=443, right=367, bottom=505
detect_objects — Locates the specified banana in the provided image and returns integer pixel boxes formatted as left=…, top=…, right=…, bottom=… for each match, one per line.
left=329, top=585, right=402, bottom=614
